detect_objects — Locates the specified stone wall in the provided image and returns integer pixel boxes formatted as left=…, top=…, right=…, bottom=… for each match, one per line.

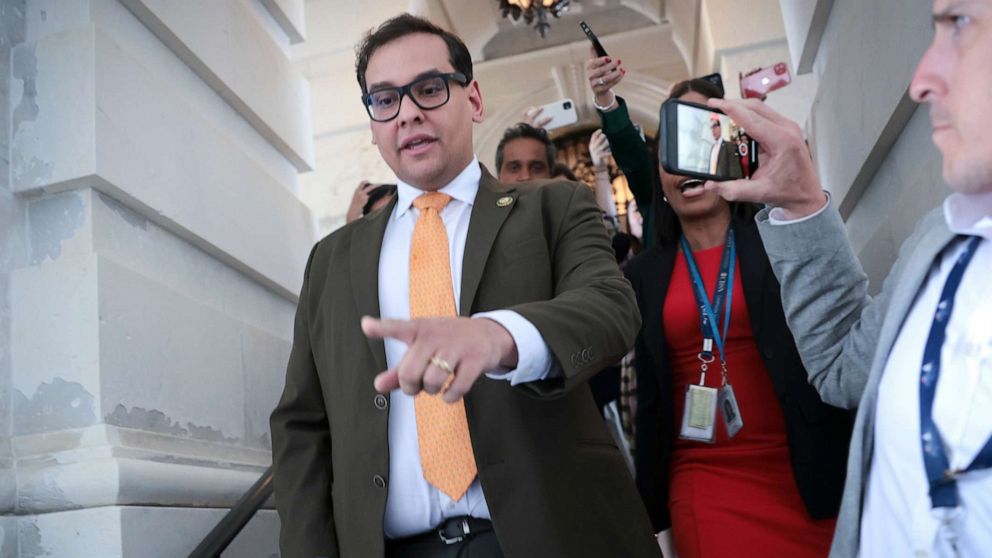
left=779, top=0, right=945, bottom=292
left=0, top=0, right=314, bottom=555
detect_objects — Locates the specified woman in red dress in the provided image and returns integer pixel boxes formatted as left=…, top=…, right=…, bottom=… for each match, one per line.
left=621, top=79, right=853, bottom=557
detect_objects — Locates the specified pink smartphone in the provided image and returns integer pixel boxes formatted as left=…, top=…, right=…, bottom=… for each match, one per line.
left=739, top=62, right=791, bottom=99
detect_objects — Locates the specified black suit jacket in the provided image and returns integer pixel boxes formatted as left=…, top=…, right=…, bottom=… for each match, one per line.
left=623, top=215, right=853, bottom=531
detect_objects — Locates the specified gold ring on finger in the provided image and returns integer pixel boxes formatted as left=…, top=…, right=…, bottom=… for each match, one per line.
left=429, top=356, right=454, bottom=375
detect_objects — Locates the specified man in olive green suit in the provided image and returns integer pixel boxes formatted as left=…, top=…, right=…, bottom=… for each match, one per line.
left=269, top=14, right=660, bottom=558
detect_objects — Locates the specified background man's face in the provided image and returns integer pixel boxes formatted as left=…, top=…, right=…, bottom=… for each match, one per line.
left=498, top=137, right=552, bottom=183
left=711, top=121, right=722, bottom=141
left=911, top=0, right=992, bottom=193
left=364, top=33, right=484, bottom=191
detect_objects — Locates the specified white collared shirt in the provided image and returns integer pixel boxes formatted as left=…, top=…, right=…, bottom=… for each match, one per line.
left=378, top=157, right=557, bottom=538
left=858, top=191, right=992, bottom=558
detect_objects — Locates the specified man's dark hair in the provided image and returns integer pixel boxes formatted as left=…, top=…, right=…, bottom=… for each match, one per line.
left=495, top=123, right=557, bottom=172
left=362, top=183, right=397, bottom=216
left=552, top=162, right=578, bottom=182
left=653, top=76, right=759, bottom=245
left=355, top=14, right=473, bottom=95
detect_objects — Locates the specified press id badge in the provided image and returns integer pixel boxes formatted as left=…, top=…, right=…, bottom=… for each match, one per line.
left=680, top=384, right=718, bottom=443
left=720, top=384, right=744, bottom=439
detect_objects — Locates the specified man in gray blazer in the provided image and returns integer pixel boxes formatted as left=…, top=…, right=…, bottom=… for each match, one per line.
left=701, top=1, right=992, bottom=556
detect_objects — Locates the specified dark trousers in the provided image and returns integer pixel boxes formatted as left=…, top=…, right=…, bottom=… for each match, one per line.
left=385, top=518, right=503, bottom=558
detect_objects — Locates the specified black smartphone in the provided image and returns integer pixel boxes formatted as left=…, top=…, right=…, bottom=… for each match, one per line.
left=580, top=21, right=608, bottom=58
left=659, top=99, right=759, bottom=182
left=699, top=72, right=725, bottom=98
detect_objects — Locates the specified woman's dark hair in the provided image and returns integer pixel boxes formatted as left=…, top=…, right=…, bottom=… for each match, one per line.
left=551, top=162, right=578, bottom=182
left=355, top=14, right=473, bottom=95
left=654, top=77, right=760, bottom=245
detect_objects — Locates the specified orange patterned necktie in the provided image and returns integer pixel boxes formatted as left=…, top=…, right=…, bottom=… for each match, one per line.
left=409, top=192, right=477, bottom=501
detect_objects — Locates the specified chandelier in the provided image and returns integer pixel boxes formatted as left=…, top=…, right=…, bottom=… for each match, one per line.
left=499, top=0, right=571, bottom=38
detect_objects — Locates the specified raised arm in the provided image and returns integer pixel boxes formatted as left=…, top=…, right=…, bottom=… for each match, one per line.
left=586, top=55, right=657, bottom=212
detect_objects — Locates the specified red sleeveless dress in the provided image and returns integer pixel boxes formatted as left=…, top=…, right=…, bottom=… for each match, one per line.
left=663, top=244, right=835, bottom=557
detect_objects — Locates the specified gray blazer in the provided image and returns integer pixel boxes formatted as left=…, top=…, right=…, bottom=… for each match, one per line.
left=755, top=202, right=953, bottom=558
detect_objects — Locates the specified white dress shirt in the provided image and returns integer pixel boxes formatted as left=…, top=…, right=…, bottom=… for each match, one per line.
left=379, top=158, right=557, bottom=538
left=858, top=191, right=992, bottom=558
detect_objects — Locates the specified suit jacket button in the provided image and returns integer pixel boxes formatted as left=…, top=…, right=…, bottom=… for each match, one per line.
left=374, top=394, right=388, bottom=410
left=373, top=475, right=386, bottom=489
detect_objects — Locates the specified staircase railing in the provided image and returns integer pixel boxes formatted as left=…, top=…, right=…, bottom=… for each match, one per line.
left=188, top=466, right=274, bottom=558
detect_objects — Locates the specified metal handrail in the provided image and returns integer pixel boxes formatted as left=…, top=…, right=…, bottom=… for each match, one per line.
left=188, top=466, right=274, bottom=558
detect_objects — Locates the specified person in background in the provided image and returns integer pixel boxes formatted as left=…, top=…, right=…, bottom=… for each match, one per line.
left=612, top=74, right=853, bottom=557
left=346, top=181, right=398, bottom=223
left=702, top=1, right=992, bottom=555
left=589, top=129, right=623, bottom=236
left=551, top=161, right=578, bottom=181
left=585, top=54, right=661, bottom=247
left=494, top=122, right=555, bottom=183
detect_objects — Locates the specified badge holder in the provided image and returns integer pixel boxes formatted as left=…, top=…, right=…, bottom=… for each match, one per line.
left=680, top=351, right=718, bottom=443
left=720, top=381, right=744, bottom=439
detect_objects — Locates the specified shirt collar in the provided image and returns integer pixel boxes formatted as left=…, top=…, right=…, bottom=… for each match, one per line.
left=943, top=191, right=992, bottom=240
left=394, top=157, right=481, bottom=220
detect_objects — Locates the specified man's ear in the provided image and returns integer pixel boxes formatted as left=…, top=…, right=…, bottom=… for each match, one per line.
left=370, top=121, right=377, bottom=145
left=468, top=80, right=485, bottom=124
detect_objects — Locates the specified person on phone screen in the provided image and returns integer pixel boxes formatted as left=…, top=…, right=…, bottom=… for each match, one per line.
left=586, top=56, right=852, bottom=557
left=708, top=119, right=743, bottom=180
left=702, top=1, right=992, bottom=556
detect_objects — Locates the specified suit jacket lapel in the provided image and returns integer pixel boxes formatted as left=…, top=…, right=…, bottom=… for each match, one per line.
left=640, top=243, right=678, bottom=375
left=460, top=167, right=517, bottom=316
left=350, top=198, right=396, bottom=372
left=871, top=215, right=956, bottom=390
left=733, top=218, right=769, bottom=341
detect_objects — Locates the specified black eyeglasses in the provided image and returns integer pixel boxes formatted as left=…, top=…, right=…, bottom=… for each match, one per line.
left=363, top=72, right=469, bottom=122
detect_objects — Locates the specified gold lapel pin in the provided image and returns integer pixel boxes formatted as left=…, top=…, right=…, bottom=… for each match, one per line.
left=496, top=196, right=514, bottom=208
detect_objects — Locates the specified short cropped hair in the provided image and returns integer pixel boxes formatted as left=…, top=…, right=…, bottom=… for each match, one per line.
left=355, top=14, right=473, bottom=95
left=495, top=123, right=557, bottom=172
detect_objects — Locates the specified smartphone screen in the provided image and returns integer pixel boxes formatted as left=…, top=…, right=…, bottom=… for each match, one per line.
left=660, top=100, right=758, bottom=181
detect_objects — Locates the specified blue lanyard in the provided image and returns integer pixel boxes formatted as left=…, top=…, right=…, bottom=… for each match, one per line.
left=680, top=230, right=735, bottom=362
left=919, top=235, right=992, bottom=509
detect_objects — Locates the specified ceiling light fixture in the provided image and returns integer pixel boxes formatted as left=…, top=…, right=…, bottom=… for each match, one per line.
left=499, top=0, right=571, bottom=38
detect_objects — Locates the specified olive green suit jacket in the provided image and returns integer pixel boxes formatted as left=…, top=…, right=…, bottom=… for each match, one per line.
left=270, top=166, right=660, bottom=558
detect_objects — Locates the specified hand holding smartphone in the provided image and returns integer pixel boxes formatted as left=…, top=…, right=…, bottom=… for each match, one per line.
left=659, top=99, right=759, bottom=182
left=528, top=99, right=578, bottom=131
left=740, top=62, right=791, bottom=100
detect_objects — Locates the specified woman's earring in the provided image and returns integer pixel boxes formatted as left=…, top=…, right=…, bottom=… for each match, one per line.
left=663, top=195, right=669, bottom=203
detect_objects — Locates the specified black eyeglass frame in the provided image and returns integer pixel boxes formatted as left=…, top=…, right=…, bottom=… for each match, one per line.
left=362, top=72, right=469, bottom=123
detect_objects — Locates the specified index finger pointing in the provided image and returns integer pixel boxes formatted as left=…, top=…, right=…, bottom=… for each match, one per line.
left=361, top=316, right=417, bottom=344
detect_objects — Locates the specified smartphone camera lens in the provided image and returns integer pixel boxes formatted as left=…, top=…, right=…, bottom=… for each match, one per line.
left=563, top=101, right=572, bottom=110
